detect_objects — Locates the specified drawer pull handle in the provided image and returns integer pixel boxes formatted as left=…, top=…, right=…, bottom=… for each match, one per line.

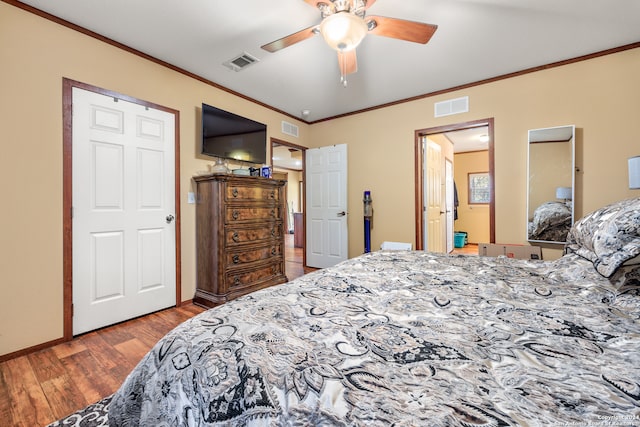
left=270, top=209, right=275, bottom=217
left=233, top=255, right=240, bottom=264
left=232, top=188, right=238, bottom=198
left=234, top=277, right=241, bottom=286
left=232, top=210, right=239, bottom=220
left=232, top=232, right=240, bottom=243
left=269, top=191, right=275, bottom=199
left=271, top=247, right=277, bottom=256
left=271, top=228, right=276, bottom=237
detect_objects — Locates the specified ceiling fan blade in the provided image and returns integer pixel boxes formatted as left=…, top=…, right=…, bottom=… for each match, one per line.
left=366, top=16, right=437, bottom=44
left=338, top=50, right=358, bottom=75
left=304, top=0, right=377, bottom=9
left=261, top=25, right=318, bottom=52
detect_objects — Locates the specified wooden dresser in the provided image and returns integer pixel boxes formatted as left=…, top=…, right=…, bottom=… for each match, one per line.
left=193, top=174, right=288, bottom=308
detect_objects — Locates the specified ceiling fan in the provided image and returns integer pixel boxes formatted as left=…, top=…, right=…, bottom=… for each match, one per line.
left=261, top=0, right=438, bottom=86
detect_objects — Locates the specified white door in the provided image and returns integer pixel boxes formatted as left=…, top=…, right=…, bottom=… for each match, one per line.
left=72, top=88, right=176, bottom=335
left=424, top=139, right=445, bottom=252
left=306, top=144, right=348, bottom=268
left=445, top=159, right=454, bottom=253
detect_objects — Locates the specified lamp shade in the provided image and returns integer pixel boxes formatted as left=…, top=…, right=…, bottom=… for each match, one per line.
left=556, top=186, right=572, bottom=200
left=319, top=12, right=368, bottom=52
left=630, top=156, right=640, bottom=189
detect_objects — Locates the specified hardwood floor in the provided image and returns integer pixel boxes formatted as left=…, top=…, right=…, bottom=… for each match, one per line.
left=284, top=233, right=317, bottom=278
left=0, top=234, right=312, bottom=426
left=0, top=304, right=206, bottom=426
left=451, top=243, right=479, bottom=255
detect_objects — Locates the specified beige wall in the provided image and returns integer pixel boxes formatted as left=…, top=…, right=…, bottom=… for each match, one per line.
left=2, top=2, right=640, bottom=356
left=309, top=47, right=640, bottom=259
left=287, top=170, right=303, bottom=214
left=453, top=151, right=490, bottom=244
left=0, top=4, right=310, bottom=356
left=528, top=140, right=573, bottom=218
left=273, top=169, right=303, bottom=229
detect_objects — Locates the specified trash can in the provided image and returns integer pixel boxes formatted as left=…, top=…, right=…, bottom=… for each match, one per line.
left=454, top=232, right=466, bottom=248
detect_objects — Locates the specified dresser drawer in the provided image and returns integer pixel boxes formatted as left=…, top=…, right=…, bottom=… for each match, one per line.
left=225, top=223, right=282, bottom=246
left=226, top=244, right=282, bottom=267
left=226, top=262, right=284, bottom=291
left=226, top=206, right=281, bottom=223
left=226, top=183, right=279, bottom=202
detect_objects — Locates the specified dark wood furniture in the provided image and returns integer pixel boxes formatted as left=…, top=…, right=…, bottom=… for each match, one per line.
left=193, top=174, right=288, bottom=308
left=293, top=212, right=303, bottom=248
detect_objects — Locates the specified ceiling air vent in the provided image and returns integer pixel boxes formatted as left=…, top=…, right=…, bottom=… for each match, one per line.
left=223, top=52, right=260, bottom=72
left=434, top=96, right=469, bottom=118
left=281, top=121, right=299, bottom=138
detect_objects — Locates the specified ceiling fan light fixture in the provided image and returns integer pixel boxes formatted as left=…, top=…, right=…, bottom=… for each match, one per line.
left=319, top=12, right=368, bottom=52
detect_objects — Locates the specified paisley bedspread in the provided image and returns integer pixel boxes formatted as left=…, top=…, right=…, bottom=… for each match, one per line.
left=109, top=251, right=640, bottom=426
left=528, top=201, right=572, bottom=242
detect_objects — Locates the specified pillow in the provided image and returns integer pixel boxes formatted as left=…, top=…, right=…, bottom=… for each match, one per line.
left=565, top=197, right=640, bottom=277
left=608, top=263, right=640, bottom=292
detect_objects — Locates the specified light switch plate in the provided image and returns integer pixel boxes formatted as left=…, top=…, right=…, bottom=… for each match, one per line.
left=187, top=192, right=195, bottom=204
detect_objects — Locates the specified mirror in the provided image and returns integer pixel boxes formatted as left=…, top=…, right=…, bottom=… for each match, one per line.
left=527, top=125, right=575, bottom=244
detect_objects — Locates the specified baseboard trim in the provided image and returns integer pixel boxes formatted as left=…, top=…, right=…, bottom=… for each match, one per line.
left=0, top=301, right=195, bottom=362
left=0, top=337, right=67, bottom=363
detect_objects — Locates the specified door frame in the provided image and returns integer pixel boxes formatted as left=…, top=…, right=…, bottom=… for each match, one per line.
left=270, top=137, right=307, bottom=267
left=414, top=118, right=495, bottom=250
left=62, top=78, right=181, bottom=340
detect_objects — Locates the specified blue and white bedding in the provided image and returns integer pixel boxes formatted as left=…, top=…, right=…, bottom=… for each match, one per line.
left=109, top=198, right=640, bottom=426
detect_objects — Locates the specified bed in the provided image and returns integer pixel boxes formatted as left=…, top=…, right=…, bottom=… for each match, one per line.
left=528, top=201, right=573, bottom=242
left=109, top=197, right=640, bottom=426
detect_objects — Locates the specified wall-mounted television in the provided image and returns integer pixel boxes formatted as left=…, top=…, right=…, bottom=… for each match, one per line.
left=201, top=103, right=267, bottom=164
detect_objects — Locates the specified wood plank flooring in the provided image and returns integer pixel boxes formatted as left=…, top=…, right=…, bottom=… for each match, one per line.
left=0, top=304, right=206, bottom=426
left=1, top=234, right=312, bottom=426
left=451, top=243, right=479, bottom=255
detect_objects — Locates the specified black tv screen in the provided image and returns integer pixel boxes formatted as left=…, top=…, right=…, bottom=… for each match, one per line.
left=201, top=103, right=267, bottom=164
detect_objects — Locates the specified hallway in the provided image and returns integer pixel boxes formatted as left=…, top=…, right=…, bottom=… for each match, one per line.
left=284, top=233, right=316, bottom=279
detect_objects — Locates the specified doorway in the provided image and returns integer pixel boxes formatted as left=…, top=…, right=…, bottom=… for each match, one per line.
left=271, top=138, right=306, bottom=278
left=62, top=78, right=181, bottom=340
left=415, top=118, right=495, bottom=251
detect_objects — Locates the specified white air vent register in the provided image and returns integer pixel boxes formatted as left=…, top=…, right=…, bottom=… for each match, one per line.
left=434, top=96, right=469, bottom=118
left=223, top=52, right=260, bottom=72
left=281, top=121, right=299, bottom=138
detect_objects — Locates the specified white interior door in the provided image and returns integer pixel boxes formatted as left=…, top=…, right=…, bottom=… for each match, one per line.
left=424, top=139, right=445, bottom=252
left=72, top=88, right=176, bottom=335
left=445, top=159, right=454, bottom=253
left=306, top=144, right=348, bottom=268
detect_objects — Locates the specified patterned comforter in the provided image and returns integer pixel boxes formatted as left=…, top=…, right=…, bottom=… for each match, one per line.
left=528, top=201, right=572, bottom=242
left=109, top=251, right=640, bottom=426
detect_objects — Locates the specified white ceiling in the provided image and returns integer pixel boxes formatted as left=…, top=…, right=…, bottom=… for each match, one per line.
left=444, top=127, right=489, bottom=153
left=16, top=0, right=640, bottom=122
left=273, top=144, right=304, bottom=170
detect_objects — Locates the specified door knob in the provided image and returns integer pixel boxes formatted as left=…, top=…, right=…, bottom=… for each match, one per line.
left=337, top=211, right=346, bottom=217
left=166, top=214, right=175, bottom=224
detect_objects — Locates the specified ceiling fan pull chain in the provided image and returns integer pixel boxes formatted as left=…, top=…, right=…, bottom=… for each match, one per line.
left=339, top=51, right=348, bottom=87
